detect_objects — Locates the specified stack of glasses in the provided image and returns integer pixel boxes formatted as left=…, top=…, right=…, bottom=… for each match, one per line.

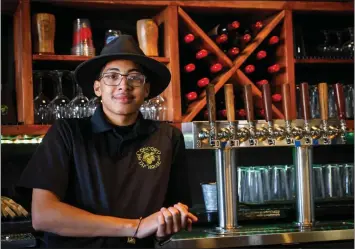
left=71, top=18, right=95, bottom=56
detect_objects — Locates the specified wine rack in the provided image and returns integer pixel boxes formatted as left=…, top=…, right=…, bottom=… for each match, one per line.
left=178, top=8, right=286, bottom=122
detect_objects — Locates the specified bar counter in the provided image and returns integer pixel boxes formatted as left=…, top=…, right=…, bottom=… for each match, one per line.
left=156, top=221, right=354, bottom=248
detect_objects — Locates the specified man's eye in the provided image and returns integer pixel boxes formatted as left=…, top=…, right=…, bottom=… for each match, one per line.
left=107, top=73, right=119, bottom=80
left=128, top=75, right=142, bottom=81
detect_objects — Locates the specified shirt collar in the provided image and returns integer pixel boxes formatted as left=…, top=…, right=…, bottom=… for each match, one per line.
left=91, top=104, right=157, bottom=135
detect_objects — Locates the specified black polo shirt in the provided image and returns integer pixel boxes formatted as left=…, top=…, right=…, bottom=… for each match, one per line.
left=18, top=105, right=191, bottom=248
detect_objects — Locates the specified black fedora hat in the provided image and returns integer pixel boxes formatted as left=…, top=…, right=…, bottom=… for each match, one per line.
left=74, top=34, right=171, bottom=99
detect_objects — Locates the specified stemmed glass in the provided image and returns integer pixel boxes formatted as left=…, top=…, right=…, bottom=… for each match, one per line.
left=68, top=72, right=89, bottom=118
left=152, top=95, right=167, bottom=120
left=33, top=70, right=50, bottom=124
left=316, top=30, right=331, bottom=57
left=87, top=96, right=101, bottom=116
left=342, top=27, right=354, bottom=57
left=48, top=70, right=70, bottom=122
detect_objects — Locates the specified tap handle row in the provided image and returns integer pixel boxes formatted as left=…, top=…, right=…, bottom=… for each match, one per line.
left=243, top=84, right=255, bottom=122
left=300, top=82, right=311, bottom=121
left=206, top=84, right=216, bottom=124
left=262, top=84, right=273, bottom=122
left=318, top=82, right=328, bottom=121
left=281, top=83, right=291, bottom=121
left=334, top=83, right=345, bottom=120
left=224, top=84, right=235, bottom=122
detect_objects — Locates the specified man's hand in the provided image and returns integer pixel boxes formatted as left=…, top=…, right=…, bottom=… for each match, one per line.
left=156, top=202, right=198, bottom=239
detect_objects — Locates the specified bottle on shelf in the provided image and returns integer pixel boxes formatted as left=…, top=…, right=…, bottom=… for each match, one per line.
left=250, top=21, right=264, bottom=37
left=193, top=49, right=225, bottom=76
left=236, top=108, right=247, bottom=120
left=224, top=46, right=240, bottom=60
left=208, top=20, right=240, bottom=36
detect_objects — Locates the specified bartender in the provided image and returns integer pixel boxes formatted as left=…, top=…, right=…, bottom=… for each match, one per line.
left=18, top=35, right=197, bottom=248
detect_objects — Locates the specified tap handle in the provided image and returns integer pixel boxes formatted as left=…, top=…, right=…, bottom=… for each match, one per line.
left=243, top=84, right=255, bottom=122
left=334, top=83, right=345, bottom=120
left=318, top=82, right=328, bottom=121
left=262, top=83, right=273, bottom=122
left=206, top=84, right=216, bottom=124
left=300, top=82, right=311, bottom=121
left=224, top=84, right=235, bottom=122
left=281, top=83, right=291, bottom=121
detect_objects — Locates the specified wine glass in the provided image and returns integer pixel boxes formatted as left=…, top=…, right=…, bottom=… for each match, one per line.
left=68, top=72, right=89, bottom=118
left=342, top=27, right=354, bottom=58
left=33, top=70, right=50, bottom=124
left=152, top=95, right=167, bottom=121
left=48, top=70, right=70, bottom=122
left=87, top=96, right=101, bottom=116
left=316, top=30, right=331, bottom=58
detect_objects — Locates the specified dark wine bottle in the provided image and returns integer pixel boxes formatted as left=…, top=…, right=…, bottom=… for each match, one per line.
left=208, top=21, right=240, bottom=36
left=251, top=21, right=264, bottom=37
left=224, top=46, right=240, bottom=60
left=229, top=31, right=252, bottom=52
left=194, top=49, right=224, bottom=76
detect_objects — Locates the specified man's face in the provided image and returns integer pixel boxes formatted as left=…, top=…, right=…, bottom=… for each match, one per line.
left=93, top=60, right=150, bottom=116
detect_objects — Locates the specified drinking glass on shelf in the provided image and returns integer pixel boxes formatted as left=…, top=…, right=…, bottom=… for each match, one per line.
left=342, top=27, right=354, bottom=57
left=329, top=31, right=344, bottom=57
left=68, top=72, right=89, bottom=118
left=153, top=95, right=167, bottom=121
left=87, top=96, right=101, bottom=116
left=140, top=100, right=149, bottom=119
left=316, top=30, right=331, bottom=57
left=48, top=70, right=70, bottom=122
left=33, top=70, right=50, bottom=124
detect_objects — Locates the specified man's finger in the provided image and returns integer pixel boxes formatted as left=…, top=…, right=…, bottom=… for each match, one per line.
left=168, top=207, right=181, bottom=233
left=178, top=202, right=189, bottom=210
left=160, top=207, right=173, bottom=235
left=187, top=218, right=193, bottom=232
left=156, top=213, right=166, bottom=238
left=187, top=212, right=198, bottom=222
left=174, top=204, right=188, bottom=229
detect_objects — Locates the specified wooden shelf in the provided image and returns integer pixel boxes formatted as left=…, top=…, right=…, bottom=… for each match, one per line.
left=1, top=125, right=51, bottom=136
left=32, top=54, right=170, bottom=64
left=295, top=58, right=354, bottom=64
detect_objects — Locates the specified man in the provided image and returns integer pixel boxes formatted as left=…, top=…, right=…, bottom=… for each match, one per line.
left=18, top=35, right=197, bottom=248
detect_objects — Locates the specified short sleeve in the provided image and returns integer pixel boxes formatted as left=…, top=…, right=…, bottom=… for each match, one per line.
left=17, top=120, right=73, bottom=200
left=163, top=127, right=192, bottom=208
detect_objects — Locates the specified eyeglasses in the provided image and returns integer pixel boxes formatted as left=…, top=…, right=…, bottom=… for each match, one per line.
left=99, top=71, right=146, bottom=87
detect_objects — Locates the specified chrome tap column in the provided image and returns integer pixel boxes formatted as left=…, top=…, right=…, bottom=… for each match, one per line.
left=206, top=84, right=238, bottom=230
left=294, top=82, right=315, bottom=228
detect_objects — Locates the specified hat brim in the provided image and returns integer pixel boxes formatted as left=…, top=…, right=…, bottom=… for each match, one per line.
left=74, top=53, right=171, bottom=99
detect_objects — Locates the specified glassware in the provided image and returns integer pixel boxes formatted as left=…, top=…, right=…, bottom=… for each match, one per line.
left=87, top=96, right=101, bottom=116
left=33, top=70, right=50, bottom=124
left=48, top=70, right=70, bottom=122
left=68, top=72, right=89, bottom=118
left=329, top=31, right=344, bottom=58
left=316, top=30, right=331, bottom=58
left=342, top=27, right=354, bottom=57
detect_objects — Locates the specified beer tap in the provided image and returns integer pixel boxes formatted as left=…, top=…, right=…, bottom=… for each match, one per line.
left=300, top=82, right=320, bottom=143
left=243, top=84, right=261, bottom=145
left=206, top=84, right=220, bottom=148
left=334, top=83, right=347, bottom=143
left=318, top=82, right=338, bottom=144
left=221, top=84, right=235, bottom=143
left=282, top=83, right=303, bottom=144
left=262, top=83, right=276, bottom=145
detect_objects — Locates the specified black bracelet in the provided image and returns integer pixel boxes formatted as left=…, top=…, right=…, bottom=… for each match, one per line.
left=133, top=217, right=143, bottom=238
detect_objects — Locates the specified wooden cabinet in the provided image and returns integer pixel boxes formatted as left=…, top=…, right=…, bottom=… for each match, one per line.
left=3, top=0, right=354, bottom=135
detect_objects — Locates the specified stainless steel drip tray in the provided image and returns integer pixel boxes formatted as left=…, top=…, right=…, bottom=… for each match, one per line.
left=156, top=221, right=354, bottom=248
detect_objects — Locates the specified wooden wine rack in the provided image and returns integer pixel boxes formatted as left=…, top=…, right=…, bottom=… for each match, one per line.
left=2, top=0, right=354, bottom=135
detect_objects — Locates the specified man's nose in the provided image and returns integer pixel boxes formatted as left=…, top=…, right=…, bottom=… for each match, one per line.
left=117, top=76, right=132, bottom=91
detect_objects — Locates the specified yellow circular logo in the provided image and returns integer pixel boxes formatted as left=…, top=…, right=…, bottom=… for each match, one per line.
left=136, top=146, right=161, bottom=169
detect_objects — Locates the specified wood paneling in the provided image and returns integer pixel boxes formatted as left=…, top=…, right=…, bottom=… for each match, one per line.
left=1, top=125, right=50, bottom=135
left=14, top=0, right=33, bottom=124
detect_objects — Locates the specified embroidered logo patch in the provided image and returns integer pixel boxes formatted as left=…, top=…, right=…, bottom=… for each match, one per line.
left=136, top=146, right=161, bottom=169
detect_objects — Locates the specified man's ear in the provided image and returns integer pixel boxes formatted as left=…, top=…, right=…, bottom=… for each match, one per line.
left=94, top=80, right=102, bottom=97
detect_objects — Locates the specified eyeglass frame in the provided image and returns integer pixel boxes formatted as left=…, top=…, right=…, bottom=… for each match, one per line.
left=97, top=71, right=147, bottom=88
